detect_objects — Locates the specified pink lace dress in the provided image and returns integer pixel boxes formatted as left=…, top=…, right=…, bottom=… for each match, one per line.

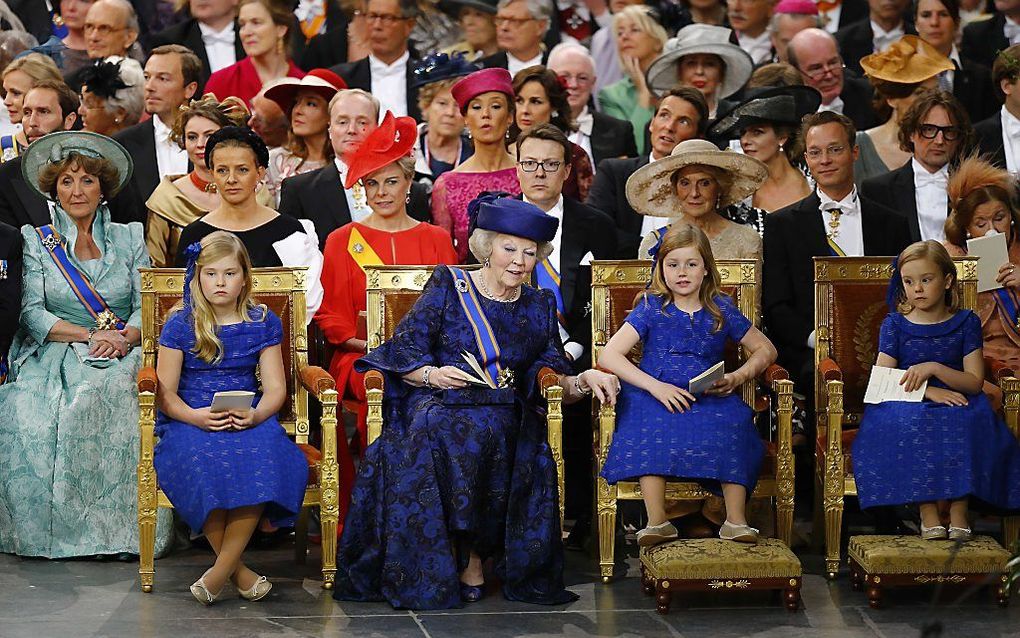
left=430, top=168, right=522, bottom=262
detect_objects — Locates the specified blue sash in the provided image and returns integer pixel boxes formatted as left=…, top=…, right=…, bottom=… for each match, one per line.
left=535, top=258, right=567, bottom=328
left=826, top=237, right=846, bottom=257
left=0, top=354, right=7, bottom=385
left=0, top=135, right=18, bottom=164
left=994, top=287, right=1020, bottom=341
left=449, top=267, right=505, bottom=387
left=36, top=225, right=125, bottom=330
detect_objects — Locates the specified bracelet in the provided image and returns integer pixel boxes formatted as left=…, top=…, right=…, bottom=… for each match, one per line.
left=573, top=373, right=592, bottom=396
left=87, top=326, right=97, bottom=347
left=422, top=366, right=435, bottom=389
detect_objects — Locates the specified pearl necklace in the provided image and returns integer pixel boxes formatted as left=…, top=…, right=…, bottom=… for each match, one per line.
left=475, top=271, right=520, bottom=303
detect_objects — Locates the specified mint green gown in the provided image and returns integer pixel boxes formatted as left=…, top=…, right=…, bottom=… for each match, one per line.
left=0, top=205, right=172, bottom=558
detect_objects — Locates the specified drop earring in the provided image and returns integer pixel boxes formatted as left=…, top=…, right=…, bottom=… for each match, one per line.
left=483, top=257, right=490, bottom=268
left=405, top=193, right=411, bottom=204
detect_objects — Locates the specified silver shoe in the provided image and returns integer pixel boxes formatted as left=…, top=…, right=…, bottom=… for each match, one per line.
left=948, top=526, right=973, bottom=542
left=921, top=524, right=948, bottom=540
left=190, top=571, right=222, bottom=605
left=238, top=575, right=273, bottom=602
left=636, top=521, right=678, bottom=547
left=719, top=521, right=759, bottom=543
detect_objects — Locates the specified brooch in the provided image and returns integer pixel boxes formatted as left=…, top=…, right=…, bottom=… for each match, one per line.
left=41, top=233, right=61, bottom=251
left=353, top=243, right=364, bottom=254
left=95, top=309, right=119, bottom=330
left=455, top=278, right=469, bottom=293
left=496, top=368, right=515, bottom=389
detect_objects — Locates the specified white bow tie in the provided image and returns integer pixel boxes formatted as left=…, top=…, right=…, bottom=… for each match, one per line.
left=295, top=0, right=326, bottom=22
left=915, top=171, right=947, bottom=189
left=821, top=200, right=855, bottom=216
left=1007, top=22, right=1020, bottom=44
left=575, top=110, right=593, bottom=136
left=203, top=30, right=234, bottom=47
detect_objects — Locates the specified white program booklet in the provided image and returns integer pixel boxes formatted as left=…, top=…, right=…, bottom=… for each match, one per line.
left=210, top=390, right=255, bottom=412
left=863, top=366, right=927, bottom=404
left=967, top=232, right=1009, bottom=293
left=689, top=361, right=724, bottom=395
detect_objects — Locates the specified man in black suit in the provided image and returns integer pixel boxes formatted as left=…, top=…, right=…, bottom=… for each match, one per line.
left=973, top=44, right=1020, bottom=170
left=329, top=0, right=421, bottom=120
left=480, top=0, right=551, bottom=74
left=515, top=124, right=615, bottom=546
left=279, top=89, right=429, bottom=249
left=862, top=90, right=971, bottom=243
left=835, top=0, right=914, bottom=74
left=297, top=1, right=350, bottom=71
left=0, top=80, right=144, bottom=229
left=7, top=0, right=54, bottom=44
left=788, top=27, right=878, bottom=129
left=547, top=43, right=637, bottom=169
left=114, top=45, right=201, bottom=202
left=586, top=87, right=709, bottom=258
left=962, top=0, right=1019, bottom=69
left=817, top=0, right=869, bottom=34
left=764, top=111, right=911, bottom=395
left=150, top=0, right=244, bottom=86
left=0, top=221, right=22, bottom=383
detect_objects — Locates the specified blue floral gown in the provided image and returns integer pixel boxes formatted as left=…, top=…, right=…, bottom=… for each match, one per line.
left=333, top=266, right=577, bottom=610
left=853, top=311, right=1020, bottom=510
left=0, top=206, right=172, bottom=557
left=600, top=294, right=765, bottom=493
left=154, top=308, right=308, bottom=532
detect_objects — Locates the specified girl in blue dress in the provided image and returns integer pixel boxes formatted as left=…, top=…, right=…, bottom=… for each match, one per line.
left=154, top=231, right=308, bottom=604
left=853, top=240, right=1020, bottom=541
left=599, top=224, right=778, bottom=546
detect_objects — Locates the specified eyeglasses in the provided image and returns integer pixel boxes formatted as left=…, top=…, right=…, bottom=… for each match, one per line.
left=799, top=59, right=844, bottom=81
left=917, top=124, right=962, bottom=141
left=360, top=12, right=408, bottom=24
left=84, top=23, right=126, bottom=36
left=804, top=144, right=848, bottom=160
left=494, top=16, right=536, bottom=27
left=518, top=159, right=563, bottom=173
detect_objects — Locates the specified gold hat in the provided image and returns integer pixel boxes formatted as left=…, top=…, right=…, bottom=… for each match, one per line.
left=860, top=35, right=954, bottom=85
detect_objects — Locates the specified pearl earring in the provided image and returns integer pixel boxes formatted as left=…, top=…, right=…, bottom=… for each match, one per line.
left=552, top=110, right=559, bottom=118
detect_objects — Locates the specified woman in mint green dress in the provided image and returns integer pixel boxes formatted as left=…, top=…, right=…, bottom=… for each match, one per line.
left=0, top=132, right=172, bottom=558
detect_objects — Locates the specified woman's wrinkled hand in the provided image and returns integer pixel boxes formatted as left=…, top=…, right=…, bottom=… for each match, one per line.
left=89, top=329, right=129, bottom=358
left=649, top=380, right=696, bottom=413
left=428, top=366, right=470, bottom=391
left=924, top=386, right=968, bottom=406
left=191, top=407, right=234, bottom=431
left=579, top=369, right=620, bottom=406
left=996, top=262, right=1020, bottom=289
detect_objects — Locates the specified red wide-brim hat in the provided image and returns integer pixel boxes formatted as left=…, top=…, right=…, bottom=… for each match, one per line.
left=450, top=67, right=513, bottom=113
left=264, top=68, right=347, bottom=113
left=342, top=111, right=418, bottom=189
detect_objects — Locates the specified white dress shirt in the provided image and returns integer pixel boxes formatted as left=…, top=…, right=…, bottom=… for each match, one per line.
left=507, top=51, right=544, bottom=78
left=818, top=186, right=864, bottom=257
left=1001, top=106, right=1020, bottom=175
left=871, top=20, right=905, bottom=53
left=1006, top=16, right=1020, bottom=45
left=369, top=51, right=410, bottom=117
left=911, top=159, right=949, bottom=242
left=153, top=115, right=188, bottom=181
left=818, top=96, right=844, bottom=115
left=569, top=106, right=595, bottom=172
left=819, top=3, right=842, bottom=34
left=736, top=29, right=773, bottom=65
left=335, top=159, right=374, bottom=222
left=198, top=21, right=237, bottom=73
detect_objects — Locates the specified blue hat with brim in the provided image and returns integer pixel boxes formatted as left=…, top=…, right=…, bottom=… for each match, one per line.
left=468, top=192, right=559, bottom=247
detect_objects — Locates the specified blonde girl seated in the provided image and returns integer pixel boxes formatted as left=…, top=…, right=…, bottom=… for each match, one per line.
left=155, top=231, right=308, bottom=604
left=599, top=224, right=777, bottom=546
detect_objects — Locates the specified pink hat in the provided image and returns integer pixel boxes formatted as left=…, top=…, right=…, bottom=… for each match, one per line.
left=774, top=0, right=818, bottom=15
left=450, top=68, right=513, bottom=113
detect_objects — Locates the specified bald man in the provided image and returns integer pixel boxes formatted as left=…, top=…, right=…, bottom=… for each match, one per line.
left=787, top=27, right=877, bottom=129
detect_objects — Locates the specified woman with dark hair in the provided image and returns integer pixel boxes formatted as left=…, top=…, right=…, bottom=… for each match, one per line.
left=175, top=126, right=323, bottom=317
left=203, top=0, right=305, bottom=106
left=0, top=131, right=173, bottom=558
left=510, top=65, right=593, bottom=201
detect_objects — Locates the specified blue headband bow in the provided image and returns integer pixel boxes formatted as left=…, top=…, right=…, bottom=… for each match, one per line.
left=885, top=256, right=902, bottom=312
left=182, top=241, right=202, bottom=312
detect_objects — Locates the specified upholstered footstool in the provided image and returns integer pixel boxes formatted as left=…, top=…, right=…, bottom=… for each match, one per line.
left=847, top=535, right=1011, bottom=609
left=639, top=538, right=802, bottom=614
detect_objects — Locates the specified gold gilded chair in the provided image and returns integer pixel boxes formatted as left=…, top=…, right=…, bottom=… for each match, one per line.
left=812, top=256, right=1019, bottom=579
left=361, top=265, right=567, bottom=529
left=136, top=267, right=340, bottom=592
left=592, top=259, right=795, bottom=583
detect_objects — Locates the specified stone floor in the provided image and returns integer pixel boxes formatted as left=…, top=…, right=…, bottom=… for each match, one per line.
left=1, top=534, right=1018, bottom=638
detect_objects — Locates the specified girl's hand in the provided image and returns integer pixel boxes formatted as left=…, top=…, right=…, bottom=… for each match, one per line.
left=900, top=363, right=937, bottom=392
left=428, top=366, right=469, bottom=391
left=579, top=369, right=620, bottom=406
left=997, top=263, right=1020, bottom=289
left=706, top=372, right=743, bottom=396
left=649, top=381, right=696, bottom=413
left=924, top=387, right=969, bottom=406
left=191, top=408, right=234, bottom=431
left=227, top=409, right=256, bottom=430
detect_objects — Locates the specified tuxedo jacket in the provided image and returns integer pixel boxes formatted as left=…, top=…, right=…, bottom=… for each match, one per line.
left=299, top=9, right=350, bottom=71
left=7, top=0, right=52, bottom=44
left=974, top=111, right=1007, bottom=169
left=762, top=191, right=911, bottom=379
left=114, top=120, right=192, bottom=204
left=585, top=155, right=650, bottom=259
left=330, top=56, right=422, bottom=121
left=954, top=57, right=997, bottom=123
left=836, top=18, right=916, bottom=75
left=479, top=50, right=551, bottom=71
left=590, top=112, right=638, bottom=165
left=277, top=162, right=431, bottom=250
left=150, top=18, right=246, bottom=89
left=0, top=156, right=146, bottom=230
left=860, top=160, right=937, bottom=243
left=962, top=13, right=1009, bottom=70
left=0, top=221, right=22, bottom=363
left=841, top=74, right=879, bottom=131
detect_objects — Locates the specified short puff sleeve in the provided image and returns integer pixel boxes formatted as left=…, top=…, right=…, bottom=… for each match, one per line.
left=623, top=294, right=657, bottom=341
left=878, top=313, right=900, bottom=361
left=962, top=310, right=983, bottom=357
left=718, top=294, right=752, bottom=342
left=257, top=307, right=284, bottom=349
left=159, top=310, right=194, bottom=351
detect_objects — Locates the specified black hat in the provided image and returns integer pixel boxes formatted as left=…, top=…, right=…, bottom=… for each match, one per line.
left=412, top=52, right=481, bottom=89
left=709, top=85, right=822, bottom=140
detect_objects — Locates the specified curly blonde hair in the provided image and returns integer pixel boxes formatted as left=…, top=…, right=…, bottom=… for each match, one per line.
left=170, top=93, right=250, bottom=150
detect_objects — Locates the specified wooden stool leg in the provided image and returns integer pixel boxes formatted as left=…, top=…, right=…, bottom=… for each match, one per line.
left=641, top=568, right=654, bottom=596
left=784, top=578, right=802, bottom=612
left=655, top=582, right=672, bottom=615
left=850, top=562, right=863, bottom=592
left=997, top=575, right=1010, bottom=608
left=867, top=576, right=883, bottom=609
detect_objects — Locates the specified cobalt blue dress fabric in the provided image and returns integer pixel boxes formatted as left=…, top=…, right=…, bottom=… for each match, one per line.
left=852, top=311, right=1020, bottom=510
left=333, top=266, right=577, bottom=610
left=600, top=294, right=764, bottom=493
left=153, top=308, right=309, bottom=531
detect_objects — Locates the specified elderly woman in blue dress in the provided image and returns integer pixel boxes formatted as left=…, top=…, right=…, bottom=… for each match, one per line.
left=0, top=132, right=172, bottom=558
left=334, top=195, right=620, bottom=610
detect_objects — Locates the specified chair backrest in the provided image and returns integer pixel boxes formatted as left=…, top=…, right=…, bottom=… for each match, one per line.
left=591, top=259, right=760, bottom=408
left=139, top=267, right=312, bottom=443
left=365, top=265, right=480, bottom=350
left=813, top=256, right=978, bottom=426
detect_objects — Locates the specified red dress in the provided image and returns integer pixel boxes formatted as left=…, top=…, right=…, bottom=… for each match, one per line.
left=314, top=220, right=457, bottom=528
left=204, top=57, right=305, bottom=106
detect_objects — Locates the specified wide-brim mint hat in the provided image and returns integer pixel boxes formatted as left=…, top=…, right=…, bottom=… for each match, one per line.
left=21, top=131, right=133, bottom=199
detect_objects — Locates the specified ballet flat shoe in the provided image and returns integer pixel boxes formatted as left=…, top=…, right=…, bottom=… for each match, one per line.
left=948, top=526, right=973, bottom=542
left=190, top=570, right=222, bottom=606
left=636, top=521, right=679, bottom=547
left=921, top=524, right=948, bottom=540
left=238, top=575, right=273, bottom=602
left=718, top=521, right=759, bottom=544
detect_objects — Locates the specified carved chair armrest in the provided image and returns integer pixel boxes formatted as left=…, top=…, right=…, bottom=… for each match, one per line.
left=364, top=370, right=385, bottom=446
left=987, top=356, right=1017, bottom=383
left=298, top=364, right=336, bottom=396
left=818, top=357, right=843, bottom=382
left=762, top=363, right=789, bottom=385
left=138, top=366, right=158, bottom=393
left=538, top=366, right=560, bottom=394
